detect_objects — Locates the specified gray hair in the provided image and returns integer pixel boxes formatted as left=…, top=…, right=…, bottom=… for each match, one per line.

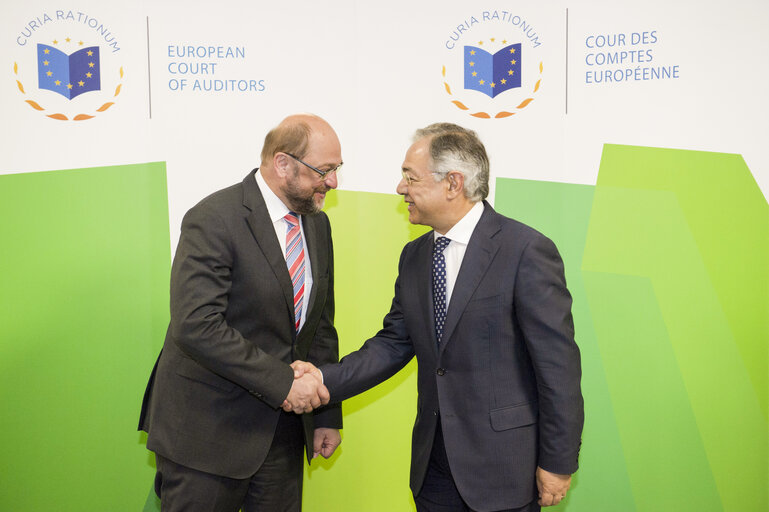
left=413, top=123, right=490, bottom=202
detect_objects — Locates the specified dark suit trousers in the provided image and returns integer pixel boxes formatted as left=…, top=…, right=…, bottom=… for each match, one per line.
left=154, top=412, right=304, bottom=512
left=414, top=422, right=540, bottom=512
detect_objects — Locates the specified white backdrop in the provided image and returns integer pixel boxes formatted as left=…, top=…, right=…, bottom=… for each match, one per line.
left=4, top=0, right=767, bottom=252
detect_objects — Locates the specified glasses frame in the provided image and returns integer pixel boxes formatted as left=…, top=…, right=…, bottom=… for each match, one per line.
left=284, top=152, right=342, bottom=179
left=401, top=170, right=445, bottom=186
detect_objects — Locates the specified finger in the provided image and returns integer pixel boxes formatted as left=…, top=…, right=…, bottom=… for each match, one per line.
left=281, top=400, right=293, bottom=412
left=323, top=435, right=340, bottom=458
left=310, top=395, right=321, bottom=409
left=314, top=435, right=324, bottom=455
left=317, top=384, right=330, bottom=405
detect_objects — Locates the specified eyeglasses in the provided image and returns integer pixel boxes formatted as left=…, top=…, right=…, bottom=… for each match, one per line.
left=285, top=153, right=343, bottom=179
left=401, top=170, right=444, bottom=186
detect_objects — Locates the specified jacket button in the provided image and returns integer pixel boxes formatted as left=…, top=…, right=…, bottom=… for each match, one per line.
left=436, top=368, right=446, bottom=376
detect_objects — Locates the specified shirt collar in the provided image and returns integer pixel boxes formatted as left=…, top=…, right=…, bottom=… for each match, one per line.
left=435, top=201, right=484, bottom=245
left=256, top=169, right=292, bottom=223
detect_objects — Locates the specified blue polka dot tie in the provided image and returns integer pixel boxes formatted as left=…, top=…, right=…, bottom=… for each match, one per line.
left=432, top=236, right=451, bottom=344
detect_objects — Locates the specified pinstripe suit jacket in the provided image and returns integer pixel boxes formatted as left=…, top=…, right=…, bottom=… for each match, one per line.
left=139, top=169, right=341, bottom=478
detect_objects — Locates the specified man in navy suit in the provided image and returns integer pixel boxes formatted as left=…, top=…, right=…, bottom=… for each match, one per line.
left=291, top=123, right=583, bottom=511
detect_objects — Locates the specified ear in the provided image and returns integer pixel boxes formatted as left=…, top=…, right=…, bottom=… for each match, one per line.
left=446, top=171, right=465, bottom=199
left=273, top=153, right=292, bottom=178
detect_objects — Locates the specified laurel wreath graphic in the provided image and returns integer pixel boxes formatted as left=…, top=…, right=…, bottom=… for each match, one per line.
left=442, top=61, right=543, bottom=119
left=13, top=62, right=123, bottom=121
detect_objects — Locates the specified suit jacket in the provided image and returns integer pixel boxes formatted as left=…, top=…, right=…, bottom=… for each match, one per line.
left=139, top=169, right=342, bottom=479
left=322, top=201, right=582, bottom=511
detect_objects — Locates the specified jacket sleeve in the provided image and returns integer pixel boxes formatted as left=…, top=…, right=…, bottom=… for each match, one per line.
left=514, top=234, right=584, bottom=475
left=169, top=204, right=294, bottom=408
left=320, top=245, right=416, bottom=403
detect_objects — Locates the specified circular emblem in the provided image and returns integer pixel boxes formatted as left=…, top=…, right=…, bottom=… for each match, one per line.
left=12, top=11, right=125, bottom=121
left=441, top=12, right=545, bottom=119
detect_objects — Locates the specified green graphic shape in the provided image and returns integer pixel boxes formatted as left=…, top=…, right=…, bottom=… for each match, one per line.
left=494, top=178, right=635, bottom=511
left=2, top=149, right=766, bottom=512
left=0, top=163, right=170, bottom=512
left=301, top=189, right=428, bottom=511
left=582, top=145, right=768, bottom=512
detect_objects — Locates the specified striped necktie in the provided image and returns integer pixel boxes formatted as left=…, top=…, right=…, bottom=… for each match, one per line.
left=433, top=236, right=451, bottom=344
left=284, top=212, right=305, bottom=331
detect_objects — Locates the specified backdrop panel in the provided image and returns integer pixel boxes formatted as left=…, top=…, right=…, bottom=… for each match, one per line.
left=0, top=162, right=170, bottom=511
left=1, top=1, right=767, bottom=511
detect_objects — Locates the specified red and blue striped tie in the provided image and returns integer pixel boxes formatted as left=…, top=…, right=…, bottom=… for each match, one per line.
left=284, top=212, right=305, bottom=331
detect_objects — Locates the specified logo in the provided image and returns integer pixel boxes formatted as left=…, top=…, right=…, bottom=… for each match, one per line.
left=441, top=11, right=544, bottom=119
left=12, top=10, right=124, bottom=121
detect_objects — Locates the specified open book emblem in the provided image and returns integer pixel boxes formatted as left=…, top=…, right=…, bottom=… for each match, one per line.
left=464, top=43, right=521, bottom=98
left=37, top=44, right=101, bottom=100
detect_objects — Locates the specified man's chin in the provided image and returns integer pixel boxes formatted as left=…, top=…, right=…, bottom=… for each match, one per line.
left=285, top=195, right=321, bottom=216
left=313, top=193, right=326, bottom=211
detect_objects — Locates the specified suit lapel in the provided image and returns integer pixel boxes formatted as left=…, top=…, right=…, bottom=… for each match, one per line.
left=439, top=204, right=501, bottom=353
left=418, top=235, right=439, bottom=355
left=242, top=170, right=296, bottom=331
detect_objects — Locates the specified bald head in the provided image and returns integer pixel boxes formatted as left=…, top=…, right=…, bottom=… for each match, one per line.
left=260, top=114, right=338, bottom=166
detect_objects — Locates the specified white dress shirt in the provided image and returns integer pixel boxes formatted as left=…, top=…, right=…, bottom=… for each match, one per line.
left=434, top=201, right=484, bottom=307
left=256, top=171, right=313, bottom=331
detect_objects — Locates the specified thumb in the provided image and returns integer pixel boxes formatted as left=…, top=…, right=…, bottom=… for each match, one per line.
left=290, top=361, right=307, bottom=378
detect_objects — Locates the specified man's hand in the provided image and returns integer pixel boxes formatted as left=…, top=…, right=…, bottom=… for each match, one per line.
left=282, top=362, right=329, bottom=414
left=536, top=466, right=571, bottom=507
left=290, top=360, right=322, bottom=380
left=313, top=428, right=341, bottom=459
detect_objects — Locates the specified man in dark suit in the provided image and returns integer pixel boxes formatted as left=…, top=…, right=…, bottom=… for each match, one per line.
left=139, top=114, right=343, bottom=512
left=291, top=123, right=583, bottom=511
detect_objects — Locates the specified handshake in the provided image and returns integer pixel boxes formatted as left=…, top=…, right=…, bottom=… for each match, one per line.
left=281, top=361, right=329, bottom=414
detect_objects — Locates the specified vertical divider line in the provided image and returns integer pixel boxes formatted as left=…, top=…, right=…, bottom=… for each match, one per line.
left=565, top=8, right=569, bottom=115
left=146, top=16, right=153, bottom=119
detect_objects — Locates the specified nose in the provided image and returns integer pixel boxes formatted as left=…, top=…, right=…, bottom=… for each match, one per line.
left=396, top=176, right=408, bottom=196
left=324, top=171, right=338, bottom=190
